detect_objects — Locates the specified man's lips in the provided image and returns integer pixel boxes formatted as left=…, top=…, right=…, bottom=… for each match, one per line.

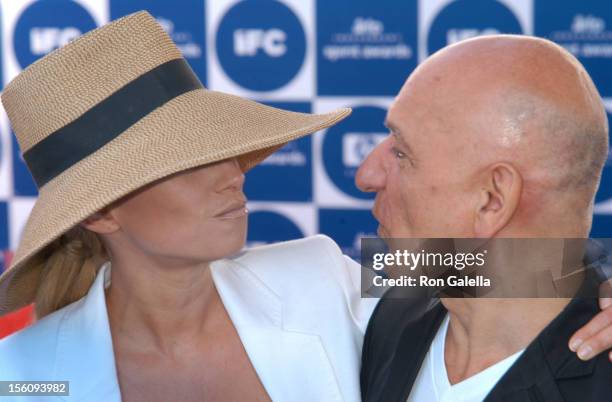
left=372, top=207, right=390, bottom=237
left=372, top=207, right=383, bottom=226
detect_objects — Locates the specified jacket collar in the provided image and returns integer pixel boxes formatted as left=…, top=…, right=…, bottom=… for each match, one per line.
left=210, top=256, right=346, bottom=402
left=55, top=261, right=121, bottom=402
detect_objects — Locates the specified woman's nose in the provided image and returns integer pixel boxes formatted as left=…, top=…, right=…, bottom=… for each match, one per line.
left=218, top=157, right=245, bottom=191
left=355, top=143, right=387, bottom=193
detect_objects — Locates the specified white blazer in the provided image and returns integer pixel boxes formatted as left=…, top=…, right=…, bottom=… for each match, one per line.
left=0, top=235, right=378, bottom=402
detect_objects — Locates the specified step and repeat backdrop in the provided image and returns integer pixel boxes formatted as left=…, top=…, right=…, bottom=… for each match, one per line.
left=0, top=0, right=611, bottom=274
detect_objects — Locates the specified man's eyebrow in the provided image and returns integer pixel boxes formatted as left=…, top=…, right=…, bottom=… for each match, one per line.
left=391, top=131, right=410, bottom=149
left=385, top=121, right=411, bottom=147
left=384, top=120, right=415, bottom=154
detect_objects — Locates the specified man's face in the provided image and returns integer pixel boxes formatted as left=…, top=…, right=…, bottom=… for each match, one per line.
left=355, top=80, right=478, bottom=238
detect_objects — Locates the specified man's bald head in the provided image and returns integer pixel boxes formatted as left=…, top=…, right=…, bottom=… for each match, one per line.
left=390, top=35, right=608, bottom=235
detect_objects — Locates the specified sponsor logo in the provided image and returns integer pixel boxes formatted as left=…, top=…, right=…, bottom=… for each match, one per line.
left=322, top=16, right=412, bottom=62
left=572, top=14, right=605, bottom=34
left=157, top=17, right=202, bottom=59
left=550, top=14, right=612, bottom=58
left=427, top=0, right=523, bottom=56
left=260, top=141, right=307, bottom=167
left=216, top=0, right=306, bottom=91
left=233, top=28, right=287, bottom=57
left=535, top=0, right=612, bottom=96
left=322, top=106, right=387, bottom=199
left=109, top=0, right=206, bottom=81
left=316, top=0, right=417, bottom=95
left=446, top=27, right=501, bottom=44
left=342, top=133, right=386, bottom=167
left=244, top=102, right=311, bottom=201
left=13, top=0, right=97, bottom=68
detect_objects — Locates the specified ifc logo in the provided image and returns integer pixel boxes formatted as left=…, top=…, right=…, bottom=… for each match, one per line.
left=427, top=0, right=523, bottom=56
left=322, top=106, right=387, bottom=200
left=215, top=0, right=306, bottom=91
left=13, top=0, right=96, bottom=69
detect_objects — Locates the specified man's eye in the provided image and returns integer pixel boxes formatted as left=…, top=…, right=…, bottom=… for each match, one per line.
left=391, top=146, right=407, bottom=159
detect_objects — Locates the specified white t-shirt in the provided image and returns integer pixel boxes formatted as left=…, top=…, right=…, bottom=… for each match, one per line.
left=407, top=315, right=524, bottom=402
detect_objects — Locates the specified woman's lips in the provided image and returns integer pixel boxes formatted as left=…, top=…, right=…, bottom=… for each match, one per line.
left=215, top=202, right=248, bottom=219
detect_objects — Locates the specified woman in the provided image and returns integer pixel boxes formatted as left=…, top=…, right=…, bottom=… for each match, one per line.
left=0, top=11, right=373, bottom=402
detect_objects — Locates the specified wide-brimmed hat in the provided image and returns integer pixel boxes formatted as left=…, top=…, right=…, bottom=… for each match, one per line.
left=0, top=11, right=350, bottom=315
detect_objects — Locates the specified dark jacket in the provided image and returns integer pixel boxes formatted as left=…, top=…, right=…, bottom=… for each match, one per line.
left=360, top=262, right=612, bottom=401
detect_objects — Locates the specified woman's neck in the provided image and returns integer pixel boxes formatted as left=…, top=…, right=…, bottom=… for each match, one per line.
left=104, top=256, right=219, bottom=357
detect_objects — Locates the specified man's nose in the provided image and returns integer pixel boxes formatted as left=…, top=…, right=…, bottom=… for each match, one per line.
left=355, top=143, right=386, bottom=193
left=217, top=157, right=245, bottom=191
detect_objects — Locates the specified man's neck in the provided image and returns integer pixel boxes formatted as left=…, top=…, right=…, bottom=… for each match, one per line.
left=441, top=298, right=571, bottom=384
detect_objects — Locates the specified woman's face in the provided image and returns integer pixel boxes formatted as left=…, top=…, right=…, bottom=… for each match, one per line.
left=90, top=157, right=248, bottom=264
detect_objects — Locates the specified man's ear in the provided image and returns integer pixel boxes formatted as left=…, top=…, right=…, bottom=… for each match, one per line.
left=474, top=163, right=522, bottom=237
left=79, top=208, right=120, bottom=234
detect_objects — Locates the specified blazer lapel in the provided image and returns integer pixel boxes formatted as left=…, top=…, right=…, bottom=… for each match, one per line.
left=484, top=342, right=566, bottom=402
left=55, top=262, right=122, bottom=402
left=211, top=258, right=345, bottom=402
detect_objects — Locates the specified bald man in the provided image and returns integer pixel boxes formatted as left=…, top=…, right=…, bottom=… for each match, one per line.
left=358, top=35, right=611, bottom=402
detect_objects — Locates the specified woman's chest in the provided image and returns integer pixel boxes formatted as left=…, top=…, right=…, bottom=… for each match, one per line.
left=114, top=341, right=272, bottom=402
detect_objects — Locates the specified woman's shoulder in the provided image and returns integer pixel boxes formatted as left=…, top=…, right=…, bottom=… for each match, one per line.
left=0, top=305, right=72, bottom=379
left=0, top=294, right=88, bottom=380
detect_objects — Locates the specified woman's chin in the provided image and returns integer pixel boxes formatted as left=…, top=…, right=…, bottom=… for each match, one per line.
left=209, top=226, right=247, bottom=260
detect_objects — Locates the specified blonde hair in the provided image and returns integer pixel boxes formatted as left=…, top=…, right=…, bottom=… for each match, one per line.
left=33, top=225, right=109, bottom=319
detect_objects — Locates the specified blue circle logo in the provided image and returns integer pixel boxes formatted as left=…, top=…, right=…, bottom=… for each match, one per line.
left=14, top=0, right=96, bottom=69
left=247, top=210, right=304, bottom=245
left=427, top=0, right=523, bottom=56
left=322, top=105, right=387, bottom=200
left=216, top=0, right=306, bottom=91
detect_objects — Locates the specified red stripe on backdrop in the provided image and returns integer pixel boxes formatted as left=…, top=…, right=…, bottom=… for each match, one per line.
left=0, top=304, right=34, bottom=339
left=0, top=250, right=35, bottom=338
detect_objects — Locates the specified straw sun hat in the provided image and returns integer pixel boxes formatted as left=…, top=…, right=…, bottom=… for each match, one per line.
left=0, top=11, right=351, bottom=315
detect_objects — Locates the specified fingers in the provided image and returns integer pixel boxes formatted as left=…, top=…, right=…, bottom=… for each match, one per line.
left=569, top=306, right=612, bottom=361
left=576, top=326, right=612, bottom=361
left=599, top=279, right=612, bottom=309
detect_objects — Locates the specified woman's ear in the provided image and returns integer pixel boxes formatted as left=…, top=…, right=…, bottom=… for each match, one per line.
left=474, top=163, right=522, bottom=237
left=79, top=208, right=120, bottom=234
